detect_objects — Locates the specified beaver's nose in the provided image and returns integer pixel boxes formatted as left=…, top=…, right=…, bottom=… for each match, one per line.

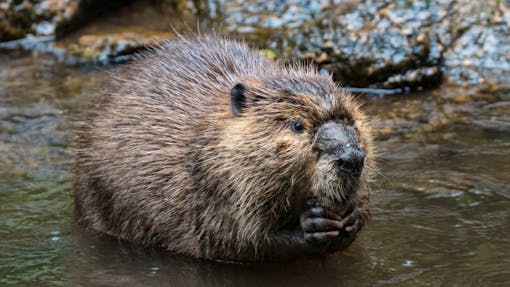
left=335, top=147, right=365, bottom=177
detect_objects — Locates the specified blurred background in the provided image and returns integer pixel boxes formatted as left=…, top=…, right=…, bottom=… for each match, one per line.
left=0, top=0, right=509, bottom=286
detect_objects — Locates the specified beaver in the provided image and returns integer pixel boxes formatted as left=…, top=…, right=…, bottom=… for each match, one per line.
left=73, top=35, right=375, bottom=262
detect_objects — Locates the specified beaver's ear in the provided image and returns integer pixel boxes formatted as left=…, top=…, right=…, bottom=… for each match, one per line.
left=230, top=83, right=249, bottom=117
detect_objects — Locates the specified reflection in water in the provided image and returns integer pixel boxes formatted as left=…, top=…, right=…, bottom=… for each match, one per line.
left=0, top=52, right=509, bottom=286
left=66, top=230, right=370, bottom=287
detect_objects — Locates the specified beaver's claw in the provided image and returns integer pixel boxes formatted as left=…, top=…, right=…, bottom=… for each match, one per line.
left=299, top=206, right=361, bottom=252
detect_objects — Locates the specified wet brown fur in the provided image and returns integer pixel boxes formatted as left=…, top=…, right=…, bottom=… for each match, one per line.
left=73, top=35, right=375, bottom=261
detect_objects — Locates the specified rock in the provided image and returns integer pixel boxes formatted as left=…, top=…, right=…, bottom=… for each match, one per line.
left=205, top=0, right=510, bottom=90
left=206, top=0, right=445, bottom=89
left=158, top=0, right=206, bottom=17
left=442, top=0, right=510, bottom=88
left=0, top=0, right=127, bottom=42
left=63, top=32, right=173, bottom=64
left=0, top=0, right=38, bottom=42
left=0, top=1, right=184, bottom=65
left=3, top=0, right=510, bottom=90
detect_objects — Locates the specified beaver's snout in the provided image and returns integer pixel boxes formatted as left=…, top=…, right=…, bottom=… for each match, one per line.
left=334, top=147, right=365, bottom=177
left=316, top=120, right=365, bottom=177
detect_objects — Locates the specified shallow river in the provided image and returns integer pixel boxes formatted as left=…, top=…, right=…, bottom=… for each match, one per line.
left=0, top=50, right=509, bottom=286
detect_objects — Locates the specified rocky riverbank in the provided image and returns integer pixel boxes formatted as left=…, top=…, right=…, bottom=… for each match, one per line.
left=1, top=0, right=509, bottom=91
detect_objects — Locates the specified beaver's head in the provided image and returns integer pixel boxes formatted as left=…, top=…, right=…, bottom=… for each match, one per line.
left=213, top=69, right=374, bottom=234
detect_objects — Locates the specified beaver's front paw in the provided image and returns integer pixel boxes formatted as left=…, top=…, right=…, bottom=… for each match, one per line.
left=299, top=206, right=361, bottom=253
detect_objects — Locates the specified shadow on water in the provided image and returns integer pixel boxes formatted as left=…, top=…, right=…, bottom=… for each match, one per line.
left=1, top=41, right=509, bottom=286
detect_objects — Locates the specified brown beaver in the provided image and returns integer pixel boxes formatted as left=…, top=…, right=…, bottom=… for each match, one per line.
left=73, top=35, right=375, bottom=262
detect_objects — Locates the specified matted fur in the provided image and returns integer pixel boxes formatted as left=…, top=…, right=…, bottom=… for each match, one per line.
left=73, top=35, right=375, bottom=261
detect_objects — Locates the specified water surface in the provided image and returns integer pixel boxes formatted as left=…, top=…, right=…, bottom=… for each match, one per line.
left=0, top=51, right=509, bottom=286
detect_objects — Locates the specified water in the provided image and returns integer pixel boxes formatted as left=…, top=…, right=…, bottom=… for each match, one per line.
left=0, top=51, right=509, bottom=286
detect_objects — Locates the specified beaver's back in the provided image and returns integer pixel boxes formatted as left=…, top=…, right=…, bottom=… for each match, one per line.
left=125, top=37, right=276, bottom=120
left=73, top=36, right=276, bottom=238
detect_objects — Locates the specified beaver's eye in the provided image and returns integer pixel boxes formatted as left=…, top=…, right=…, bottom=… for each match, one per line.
left=291, top=120, right=305, bottom=134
